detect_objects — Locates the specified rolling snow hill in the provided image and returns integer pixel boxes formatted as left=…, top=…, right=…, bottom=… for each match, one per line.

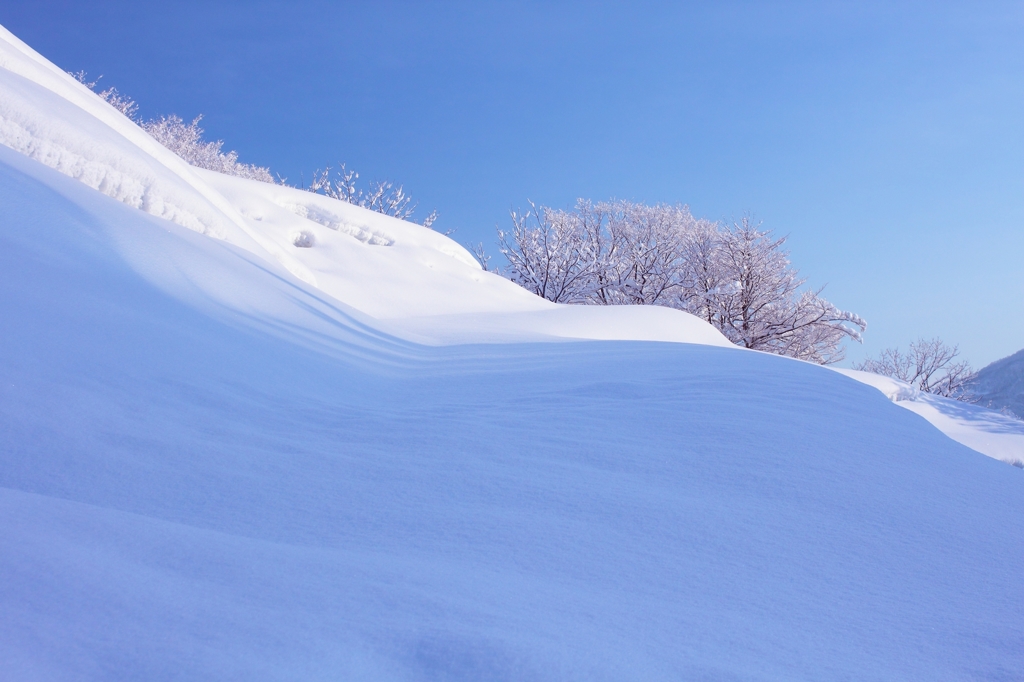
left=1, top=23, right=1022, bottom=681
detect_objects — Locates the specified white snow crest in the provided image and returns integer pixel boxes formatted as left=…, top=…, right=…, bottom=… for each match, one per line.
left=0, top=68, right=232, bottom=238
left=833, top=368, right=920, bottom=402
left=0, top=112, right=215, bottom=235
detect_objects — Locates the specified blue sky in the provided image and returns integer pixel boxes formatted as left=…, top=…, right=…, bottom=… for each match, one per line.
left=4, top=1, right=1023, bottom=366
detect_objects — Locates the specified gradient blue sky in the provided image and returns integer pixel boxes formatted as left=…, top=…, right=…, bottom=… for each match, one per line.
left=3, top=1, right=1022, bottom=366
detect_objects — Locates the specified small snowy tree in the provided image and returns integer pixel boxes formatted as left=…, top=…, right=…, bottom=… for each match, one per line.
left=856, top=338, right=976, bottom=400
left=705, top=219, right=865, bottom=364
left=498, top=201, right=601, bottom=303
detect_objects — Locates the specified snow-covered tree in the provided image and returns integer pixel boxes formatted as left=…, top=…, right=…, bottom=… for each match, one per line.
left=498, top=201, right=865, bottom=364
left=589, top=201, right=690, bottom=306
left=674, top=216, right=731, bottom=324
left=706, top=219, right=865, bottom=364
left=498, top=201, right=601, bottom=303
left=856, top=338, right=976, bottom=400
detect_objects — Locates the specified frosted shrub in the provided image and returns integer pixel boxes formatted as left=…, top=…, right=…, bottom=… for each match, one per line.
left=98, top=87, right=138, bottom=119
left=856, top=338, right=976, bottom=401
left=307, top=165, right=438, bottom=228
left=141, top=115, right=274, bottom=183
left=499, top=200, right=865, bottom=364
left=68, top=70, right=274, bottom=183
left=68, top=70, right=444, bottom=218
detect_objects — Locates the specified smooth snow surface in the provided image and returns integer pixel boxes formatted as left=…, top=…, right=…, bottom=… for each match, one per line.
left=898, top=396, right=1024, bottom=468
left=837, top=368, right=1024, bottom=466
left=2, top=24, right=1023, bottom=682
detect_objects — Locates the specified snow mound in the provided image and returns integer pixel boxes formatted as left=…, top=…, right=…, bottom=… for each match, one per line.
left=3, top=147, right=1022, bottom=681
left=0, top=22, right=732, bottom=346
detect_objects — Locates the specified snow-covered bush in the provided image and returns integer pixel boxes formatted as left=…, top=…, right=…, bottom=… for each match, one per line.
left=68, top=70, right=444, bottom=217
left=68, top=71, right=138, bottom=118
left=68, top=71, right=274, bottom=183
left=140, top=115, right=275, bottom=183
left=307, top=165, right=438, bottom=228
left=856, top=338, right=976, bottom=401
left=498, top=200, right=865, bottom=364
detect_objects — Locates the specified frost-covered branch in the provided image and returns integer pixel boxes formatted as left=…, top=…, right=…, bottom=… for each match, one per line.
left=306, top=164, right=437, bottom=227
left=856, top=339, right=976, bottom=400
left=140, top=115, right=275, bottom=183
left=471, top=243, right=492, bottom=271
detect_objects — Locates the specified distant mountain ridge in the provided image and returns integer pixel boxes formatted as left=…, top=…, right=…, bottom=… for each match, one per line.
left=972, top=347, right=1024, bottom=418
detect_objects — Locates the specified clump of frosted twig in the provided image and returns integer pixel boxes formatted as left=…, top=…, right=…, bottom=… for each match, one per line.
left=307, top=164, right=438, bottom=228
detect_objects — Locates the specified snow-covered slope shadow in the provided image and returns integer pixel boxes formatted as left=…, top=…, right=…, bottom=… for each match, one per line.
left=837, top=368, right=1024, bottom=466
left=1, top=144, right=1023, bottom=681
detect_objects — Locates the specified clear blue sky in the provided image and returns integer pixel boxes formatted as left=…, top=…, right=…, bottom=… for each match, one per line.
left=4, top=1, right=1023, bottom=367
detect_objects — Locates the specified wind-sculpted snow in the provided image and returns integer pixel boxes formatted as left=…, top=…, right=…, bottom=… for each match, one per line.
left=0, top=26, right=242, bottom=240
left=2, top=138, right=1023, bottom=682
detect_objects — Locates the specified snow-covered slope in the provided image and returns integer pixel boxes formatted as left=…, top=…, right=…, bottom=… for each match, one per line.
left=199, top=168, right=732, bottom=347
left=1, top=24, right=1023, bottom=682
left=0, top=23, right=730, bottom=349
left=836, top=369, right=1024, bottom=467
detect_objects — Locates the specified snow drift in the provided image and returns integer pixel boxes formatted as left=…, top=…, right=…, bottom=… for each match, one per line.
left=1, top=23, right=1022, bottom=682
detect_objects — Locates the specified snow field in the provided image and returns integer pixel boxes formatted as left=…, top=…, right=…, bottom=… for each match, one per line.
left=2, top=143, right=1023, bottom=681
left=1, top=22, right=1023, bottom=681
